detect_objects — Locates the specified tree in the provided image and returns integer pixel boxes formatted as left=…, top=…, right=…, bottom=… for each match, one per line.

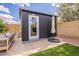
left=59, top=3, right=79, bottom=22
left=0, top=19, right=5, bottom=28
left=0, top=19, right=7, bottom=33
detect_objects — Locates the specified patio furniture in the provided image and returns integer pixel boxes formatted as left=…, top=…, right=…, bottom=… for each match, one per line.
left=48, top=37, right=60, bottom=43
left=48, top=17, right=60, bottom=43
left=0, top=32, right=15, bottom=52
left=16, top=32, right=21, bottom=38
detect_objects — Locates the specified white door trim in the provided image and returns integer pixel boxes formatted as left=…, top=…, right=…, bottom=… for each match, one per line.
left=28, top=14, right=39, bottom=41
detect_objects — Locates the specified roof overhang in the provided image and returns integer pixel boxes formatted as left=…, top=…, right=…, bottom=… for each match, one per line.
left=19, top=8, right=58, bottom=17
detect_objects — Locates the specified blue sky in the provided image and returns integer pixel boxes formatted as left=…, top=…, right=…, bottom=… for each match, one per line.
left=0, top=3, right=19, bottom=21
left=0, top=3, right=59, bottom=22
left=26, top=3, right=59, bottom=15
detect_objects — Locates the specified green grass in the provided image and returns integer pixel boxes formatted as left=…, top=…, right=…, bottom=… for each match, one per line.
left=31, top=43, right=79, bottom=56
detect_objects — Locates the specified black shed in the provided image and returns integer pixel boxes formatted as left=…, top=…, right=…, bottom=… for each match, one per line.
left=20, top=8, right=57, bottom=41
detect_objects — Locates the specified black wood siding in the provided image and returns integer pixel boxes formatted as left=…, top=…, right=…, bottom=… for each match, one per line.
left=22, top=11, right=29, bottom=41
left=39, top=14, right=52, bottom=38
left=21, top=10, right=55, bottom=41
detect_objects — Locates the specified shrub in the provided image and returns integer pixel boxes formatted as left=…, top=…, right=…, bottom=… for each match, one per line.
left=0, top=19, right=7, bottom=33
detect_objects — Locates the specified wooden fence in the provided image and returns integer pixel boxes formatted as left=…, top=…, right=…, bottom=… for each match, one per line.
left=57, top=20, right=79, bottom=38
left=6, top=24, right=21, bottom=33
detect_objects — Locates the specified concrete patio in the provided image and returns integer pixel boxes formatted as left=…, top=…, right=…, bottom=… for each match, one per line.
left=0, top=37, right=65, bottom=56
left=58, top=36, right=79, bottom=47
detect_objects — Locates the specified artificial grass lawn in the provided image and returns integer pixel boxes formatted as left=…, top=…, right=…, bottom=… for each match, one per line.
left=31, top=43, right=79, bottom=56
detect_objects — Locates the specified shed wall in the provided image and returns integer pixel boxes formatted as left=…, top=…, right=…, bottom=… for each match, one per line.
left=22, top=10, right=54, bottom=41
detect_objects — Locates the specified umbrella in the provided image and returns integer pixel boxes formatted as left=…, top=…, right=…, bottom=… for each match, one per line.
left=48, top=16, right=60, bottom=43
left=51, top=17, right=55, bottom=33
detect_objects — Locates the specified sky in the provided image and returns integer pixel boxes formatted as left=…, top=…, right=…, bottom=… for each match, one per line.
left=0, top=3, right=19, bottom=21
left=0, top=3, right=59, bottom=24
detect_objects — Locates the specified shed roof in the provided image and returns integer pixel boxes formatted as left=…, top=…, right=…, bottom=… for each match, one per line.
left=20, top=8, right=58, bottom=16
